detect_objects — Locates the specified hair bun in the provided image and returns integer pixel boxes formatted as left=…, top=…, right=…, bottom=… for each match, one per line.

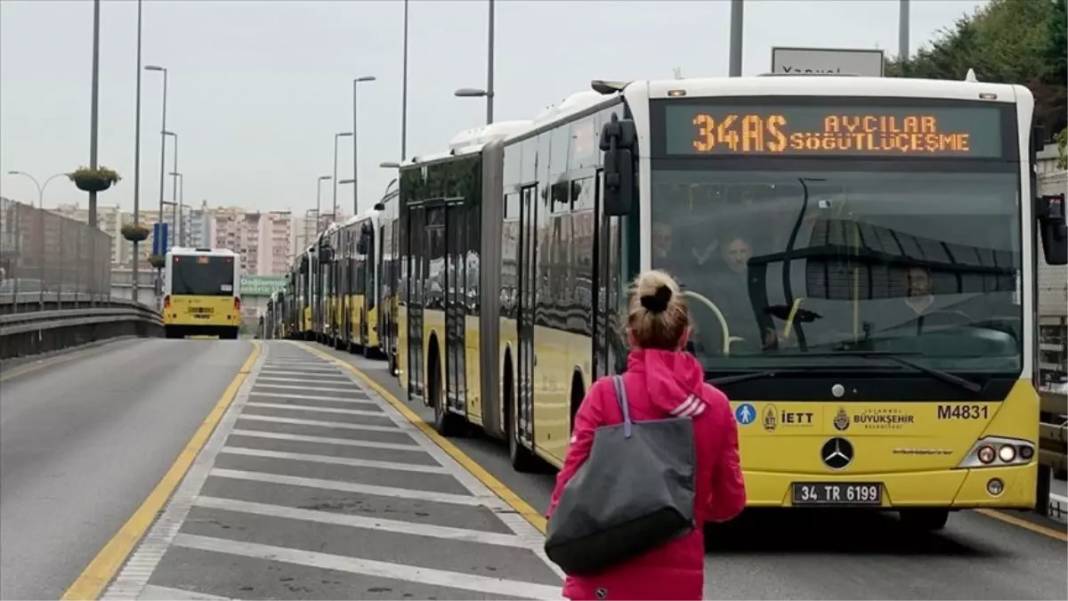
left=640, top=284, right=672, bottom=313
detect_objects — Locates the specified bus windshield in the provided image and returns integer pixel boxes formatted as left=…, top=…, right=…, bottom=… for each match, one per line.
left=650, top=168, right=1022, bottom=376
left=172, top=255, right=235, bottom=296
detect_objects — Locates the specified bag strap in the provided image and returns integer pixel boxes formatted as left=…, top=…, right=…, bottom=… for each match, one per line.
left=611, top=375, right=633, bottom=439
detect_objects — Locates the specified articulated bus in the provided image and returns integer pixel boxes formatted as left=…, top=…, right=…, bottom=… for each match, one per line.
left=288, top=180, right=402, bottom=360
left=390, top=75, right=1067, bottom=528
left=163, top=247, right=241, bottom=339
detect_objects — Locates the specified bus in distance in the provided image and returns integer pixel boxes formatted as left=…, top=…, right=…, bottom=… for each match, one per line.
left=163, top=247, right=241, bottom=339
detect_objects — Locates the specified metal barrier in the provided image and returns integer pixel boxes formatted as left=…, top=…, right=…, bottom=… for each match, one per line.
left=1037, top=390, right=1067, bottom=518
left=0, top=197, right=112, bottom=308
left=0, top=296, right=162, bottom=360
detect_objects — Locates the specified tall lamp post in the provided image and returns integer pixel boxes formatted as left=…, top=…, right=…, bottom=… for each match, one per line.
left=401, top=0, right=409, bottom=160
left=169, top=171, right=184, bottom=245
left=164, top=130, right=178, bottom=248
left=353, top=76, right=376, bottom=215
left=145, top=64, right=168, bottom=301
left=316, top=175, right=332, bottom=235
left=332, top=132, right=353, bottom=222
left=132, top=0, right=143, bottom=302
left=453, top=0, right=494, bottom=125
left=88, top=0, right=101, bottom=228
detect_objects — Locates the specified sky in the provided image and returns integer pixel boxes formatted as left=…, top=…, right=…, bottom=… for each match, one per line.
left=1, top=0, right=987, bottom=217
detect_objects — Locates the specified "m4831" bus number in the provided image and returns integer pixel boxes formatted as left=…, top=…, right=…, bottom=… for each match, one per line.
left=937, top=404, right=989, bottom=420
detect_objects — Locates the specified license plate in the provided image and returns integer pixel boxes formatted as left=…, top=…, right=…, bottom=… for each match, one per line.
left=792, top=482, right=882, bottom=506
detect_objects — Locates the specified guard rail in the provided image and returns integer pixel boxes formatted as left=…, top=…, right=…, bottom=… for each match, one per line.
left=0, top=297, right=163, bottom=360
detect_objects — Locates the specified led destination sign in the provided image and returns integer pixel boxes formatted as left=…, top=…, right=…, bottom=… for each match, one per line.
left=662, top=103, right=1004, bottom=158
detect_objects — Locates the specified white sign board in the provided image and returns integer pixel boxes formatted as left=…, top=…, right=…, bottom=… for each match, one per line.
left=771, top=47, right=884, bottom=77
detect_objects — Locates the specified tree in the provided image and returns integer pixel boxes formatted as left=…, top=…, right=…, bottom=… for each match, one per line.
left=886, top=0, right=1066, bottom=141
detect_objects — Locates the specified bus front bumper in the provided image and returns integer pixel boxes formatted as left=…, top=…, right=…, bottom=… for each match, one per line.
left=744, top=463, right=1036, bottom=509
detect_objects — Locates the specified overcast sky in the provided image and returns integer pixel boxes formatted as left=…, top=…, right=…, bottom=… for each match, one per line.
left=1, top=0, right=986, bottom=217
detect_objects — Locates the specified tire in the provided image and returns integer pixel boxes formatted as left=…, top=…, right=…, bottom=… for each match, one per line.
left=165, top=327, right=181, bottom=339
left=430, top=347, right=463, bottom=437
left=361, top=316, right=373, bottom=358
left=899, top=509, right=949, bottom=531
left=505, top=364, right=538, bottom=472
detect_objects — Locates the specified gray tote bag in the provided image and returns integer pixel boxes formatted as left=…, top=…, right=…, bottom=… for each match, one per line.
left=545, top=376, right=696, bottom=575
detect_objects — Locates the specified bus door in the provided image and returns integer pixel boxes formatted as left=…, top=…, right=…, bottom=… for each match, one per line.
left=363, top=223, right=376, bottom=346
left=407, top=205, right=426, bottom=400
left=444, top=201, right=467, bottom=416
left=517, top=185, right=537, bottom=445
left=593, top=170, right=624, bottom=378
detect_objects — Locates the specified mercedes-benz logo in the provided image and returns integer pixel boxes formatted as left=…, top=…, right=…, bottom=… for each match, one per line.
left=821, top=437, right=853, bottom=469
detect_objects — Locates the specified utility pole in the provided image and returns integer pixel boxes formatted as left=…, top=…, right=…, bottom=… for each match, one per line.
left=88, top=0, right=101, bottom=227
left=729, top=0, right=743, bottom=77
left=401, top=0, right=409, bottom=160
left=899, top=0, right=910, bottom=64
left=486, top=0, right=494, bottom=124
left=132, top=0, right=142, bottom=302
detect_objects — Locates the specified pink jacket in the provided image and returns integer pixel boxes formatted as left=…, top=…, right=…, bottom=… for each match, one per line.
left=547, top=348, right=746, bottom=601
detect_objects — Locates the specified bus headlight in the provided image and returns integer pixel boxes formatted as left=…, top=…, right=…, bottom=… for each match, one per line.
left=959, top=436, right=1035, bottom=468
left=978, top=445, right=996, bottom=464
left=997, top=445, right=1016, bottom=463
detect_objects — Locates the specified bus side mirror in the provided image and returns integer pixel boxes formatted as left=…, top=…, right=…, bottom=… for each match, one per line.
left=1038, top=194, right=1067, bottom=265
left=601, top=115, right=637, bottom=217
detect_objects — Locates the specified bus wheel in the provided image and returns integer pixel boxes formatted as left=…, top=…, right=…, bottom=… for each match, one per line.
left=505, top=364, right=538, bottom=472
left=899, top=509, right=949, bottom=531
left=429, top=346, right=463, bottom=437
left=165, top=327, right=181, bottom=339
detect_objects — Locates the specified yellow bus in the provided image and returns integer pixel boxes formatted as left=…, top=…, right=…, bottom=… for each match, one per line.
left=163, top=247, right=241, bottom=339
left=391, top=75, right=1067, bottom=530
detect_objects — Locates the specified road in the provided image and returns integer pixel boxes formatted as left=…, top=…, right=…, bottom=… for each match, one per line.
left=0, top=338, right=253, bottom=601
left=1, top=339, right=1065, bottom=600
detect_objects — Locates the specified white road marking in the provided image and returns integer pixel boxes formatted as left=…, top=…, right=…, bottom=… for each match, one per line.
left=209, top=468, right=487, bottom=506
left=255, top=376, right=357, bottom=385
left=251, top=383, right=363, bottom=393
left=247, top=391, right=376, bottom=405
left=220, top=446, right=446, bottom=473
left=257, top=370, right=350, bottom=379
left=235, top=414, right=401, bottom=433
left=194, top=496, right=528, bottom=547
left=172, top=534, right=562, bottom=600
left=245, top=401, right=382, bottom=417
left=230, top=428, right=420, bottom=451
left=138, top=585, right=231, bottom=600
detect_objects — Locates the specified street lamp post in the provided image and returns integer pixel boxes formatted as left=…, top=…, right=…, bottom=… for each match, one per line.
left=401, top=0, right=409, bottom=160
left=332, top=132, right=353, bottom=222
left=164, top=130, right=178, bottom=249
left=453, top=0, right=494, bottom=125
left=353, top=76, right=376, bottom=215
left=88, top=0, right=101, bottom=228
left=169, top=171, right=184, bottom=245
left=132, top=0, right=143, bottom=302
left=145, top=64, right=167, bottom=300
left=316, top=175, right=332, bottom=235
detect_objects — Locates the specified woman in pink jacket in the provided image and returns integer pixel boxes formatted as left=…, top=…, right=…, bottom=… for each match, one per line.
left=547, top=270, right=747, bottom=601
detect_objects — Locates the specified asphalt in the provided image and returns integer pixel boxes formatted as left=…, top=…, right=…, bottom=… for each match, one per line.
left=0, top=338, right=253, bottom=601
left=312, top=342, right=1068, bottom=601
left=5, top=337, right=1065, bottom=600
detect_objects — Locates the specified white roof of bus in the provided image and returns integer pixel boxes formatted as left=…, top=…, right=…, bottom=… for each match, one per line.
left=168, top=247, right=237, bottom=257
left=644, top=75, right=1022, bottom=103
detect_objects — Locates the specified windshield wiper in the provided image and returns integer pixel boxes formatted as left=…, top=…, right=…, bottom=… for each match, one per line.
left=806, top=351, right=983, bottom=394
left=706, top=370, right=777, bottom=385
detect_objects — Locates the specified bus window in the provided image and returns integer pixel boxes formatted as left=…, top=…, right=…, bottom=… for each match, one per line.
left=172, top=256, right=234, bottom=295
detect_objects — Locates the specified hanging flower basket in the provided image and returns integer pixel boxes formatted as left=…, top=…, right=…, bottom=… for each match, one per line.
left=121, top=223, right=150, bottom=242
left=148, top=254, right=165, bottom=269
left=68, top=166, right=121, bottom=193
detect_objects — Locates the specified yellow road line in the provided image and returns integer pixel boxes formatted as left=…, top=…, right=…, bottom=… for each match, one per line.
left=61, top=341, right=261, bottom=600
left=297, top=342, right=548, bottom=534
left=975, top=508, right=1067, bottom=542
